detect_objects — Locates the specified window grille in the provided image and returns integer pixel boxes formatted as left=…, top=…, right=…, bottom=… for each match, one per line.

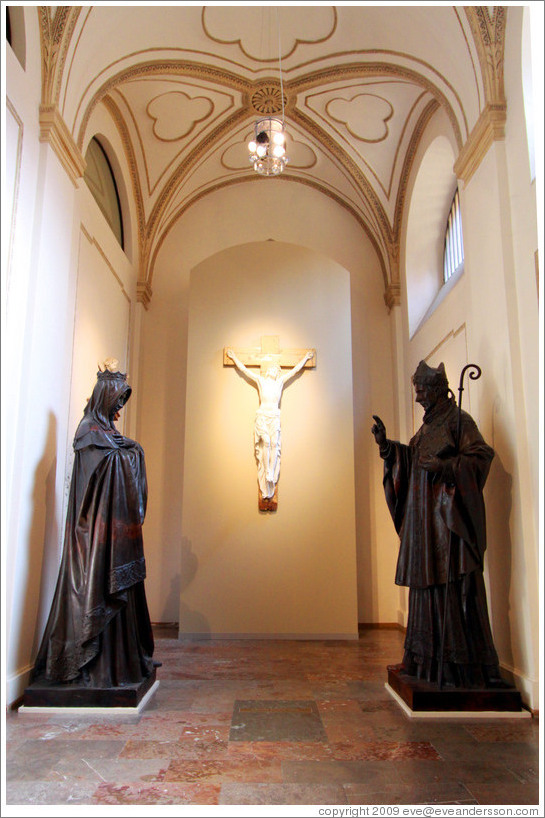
left=443, top=188, right=464, bottom=282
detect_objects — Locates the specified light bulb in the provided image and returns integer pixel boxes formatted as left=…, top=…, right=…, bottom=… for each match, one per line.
left=272, top=131, right=285, bottom=145
left=256, top=144, right=267, bottom=158
left=248, top=140, right=257, bottom=153
left=273, top=145, right=285, bottom=158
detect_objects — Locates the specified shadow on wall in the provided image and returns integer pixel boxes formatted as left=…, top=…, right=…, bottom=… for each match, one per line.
left=157, top=297, right=188, bottom=623
left=485, top=442, right=514, bottom=672
left=161, top=572, right=182, bottom=624
left=178, top=536, right=210, bottom=637
left=27, top=413, right=60, bottom=664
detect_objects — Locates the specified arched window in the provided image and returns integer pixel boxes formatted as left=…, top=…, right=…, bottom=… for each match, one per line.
left=405, top=134, right=457, bottom=336
left=84, top=137, right=124, bottom=248
left=442, top=188, right=464, bottom=283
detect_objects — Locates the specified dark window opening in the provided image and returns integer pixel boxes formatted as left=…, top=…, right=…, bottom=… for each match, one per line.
left=84, top=137, right=124, bottom=249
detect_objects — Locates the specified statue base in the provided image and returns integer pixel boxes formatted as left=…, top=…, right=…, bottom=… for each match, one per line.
left=387, top=665, right=527, bottom=717
left=20, top=668, right=158, bottom=712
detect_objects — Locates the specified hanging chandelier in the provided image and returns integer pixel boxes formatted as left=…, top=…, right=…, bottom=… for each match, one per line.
left=247, top=10, right=288, bottom=176
left=248, top=117, right=287, bottom=176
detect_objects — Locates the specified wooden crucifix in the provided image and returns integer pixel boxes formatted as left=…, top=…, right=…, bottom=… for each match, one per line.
left=224, top=336, right=316, bottom=511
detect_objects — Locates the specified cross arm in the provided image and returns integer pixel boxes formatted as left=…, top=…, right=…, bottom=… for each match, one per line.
left=223, top=346, right=316, bottom=369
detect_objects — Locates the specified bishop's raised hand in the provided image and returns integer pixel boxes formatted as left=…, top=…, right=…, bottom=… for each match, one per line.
left=371, top=415, right=387, bottom=446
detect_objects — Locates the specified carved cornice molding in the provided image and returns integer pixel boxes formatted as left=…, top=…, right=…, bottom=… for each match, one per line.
left=465, top=7, right=507, bottom=107
left=453, top=102, right=506, bottom=185
left=136, top=280, right=153, bottom=309
left=39, top=6, right=81, bottom=107
left=39, top=104, right=86, bottom=185
left=384, top=283, right=401, bottom=311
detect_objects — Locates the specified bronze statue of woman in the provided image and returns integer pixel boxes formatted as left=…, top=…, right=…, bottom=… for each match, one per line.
left=31, top=362, right=155, bottom=689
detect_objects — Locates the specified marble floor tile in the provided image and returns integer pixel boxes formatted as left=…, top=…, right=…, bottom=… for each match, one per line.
left=163, top=758, right=284, bottom=784
left=235, top=678, right=315, bottom=700
left=7, top=737, right=125, bottom=782
left=45, top=755, right=168, bottom=783
left=5, top=779, right=99, bottom=805
left=91, top=781, right=221, bottom=804
left=144, top=709, right=233, bottom=728
left=465, top=781, right=540, bottom=805
left=283, top=758, right=458, bottom=786
left=328, top=739, right=441, bottom=761
left=282, top=759, right=395, bottom=785
left=465, top=721, right=540, bottom=743
left=227, top=740, right=334, bottom=762
left=318, top=698, right=379, bottom=742
left=230, top=699, right=327, bottom=742
left=429, top=756, right=523, bottom=786
left=344, top=781, right=477, bottom=806
left=120, top=737, right=229, bottom=760
left=143, top=686, right=198, bottom=711
left=219, top=782, right=348, bottom=805
left=5, top=628, right=538, bottom=808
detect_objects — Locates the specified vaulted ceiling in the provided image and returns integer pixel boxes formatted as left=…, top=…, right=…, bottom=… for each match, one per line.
left=38, top=5, right=507, bottom=300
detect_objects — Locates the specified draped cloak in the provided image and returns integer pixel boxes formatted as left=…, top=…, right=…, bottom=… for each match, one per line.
left=381, top=396, right=501, bottom=686
left=254, top=409, right=281, bottom=499
left=31, top=373, right=154, bottom=688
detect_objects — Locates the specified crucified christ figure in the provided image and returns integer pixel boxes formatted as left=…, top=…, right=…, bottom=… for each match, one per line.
left=226, top=347, right=314, bottom=502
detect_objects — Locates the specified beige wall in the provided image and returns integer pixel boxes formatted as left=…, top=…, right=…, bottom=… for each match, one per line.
left=138, top=181, right=399, bottom=629
left=178, top=241, right=358, bottom=637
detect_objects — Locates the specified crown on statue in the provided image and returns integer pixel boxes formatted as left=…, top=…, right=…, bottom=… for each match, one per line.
left=97, top=358, right=128, bottom=381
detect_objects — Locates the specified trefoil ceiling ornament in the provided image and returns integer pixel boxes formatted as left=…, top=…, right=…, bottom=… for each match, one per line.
left=247, top=10, right=288, bottom=176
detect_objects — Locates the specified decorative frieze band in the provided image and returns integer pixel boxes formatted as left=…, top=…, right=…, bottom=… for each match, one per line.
left=454, top=103, right=506, bottom=185
left=39, top=105, right=86, bottom=185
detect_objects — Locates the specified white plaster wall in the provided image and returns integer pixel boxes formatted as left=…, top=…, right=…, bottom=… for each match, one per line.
left=4, top=10, right=77, bottom=703
left=393, top=20, right=541, bottom=707
left=179, top=241, right=358, bottom=637
left=461, top=144, right=539, bottom=710
left=503, top=6, right=540, bottom=554
left=138, top=181, right=399, bottom=627
left=4, top=32, right=141, bottom=701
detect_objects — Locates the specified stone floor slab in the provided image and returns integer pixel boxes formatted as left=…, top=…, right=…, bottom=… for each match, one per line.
left=219, top=782, right=348, bottom=805
left=5, top=627, right=538, bottom=808
left=230, top=699, right=327, bottom=742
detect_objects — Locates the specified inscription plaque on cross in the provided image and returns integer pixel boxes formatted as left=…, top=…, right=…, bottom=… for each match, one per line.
left=224, top=336, right=316, bottom=511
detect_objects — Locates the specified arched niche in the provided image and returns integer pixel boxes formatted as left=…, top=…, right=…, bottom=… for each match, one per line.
left=405, top=135, right=458, bottom=337
left=180, top=239, right=359, bottom=637
left=136, top=180, right=394, bottom=624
